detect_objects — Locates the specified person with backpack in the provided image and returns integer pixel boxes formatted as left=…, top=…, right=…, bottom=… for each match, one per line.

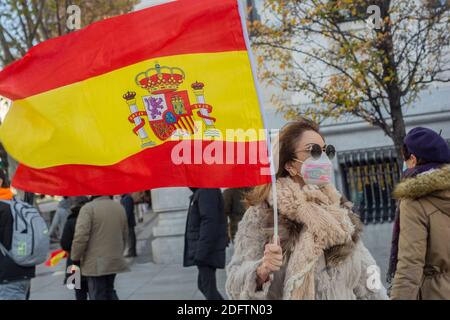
left=0, top=170, right=49, bottom=300
left=183, top=188, right=228, bottom=300
left=390, top=127, right=450, bottom=299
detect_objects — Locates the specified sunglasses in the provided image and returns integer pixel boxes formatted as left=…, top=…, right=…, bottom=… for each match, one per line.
left=295, top=144, right=336, bottom=160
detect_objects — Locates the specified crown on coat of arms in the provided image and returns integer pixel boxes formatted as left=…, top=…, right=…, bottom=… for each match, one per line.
left=135, top=64, right=185, bottom=94
left=191, top=81, right=205, bottom=90
left=123, top=91, right=137, bottom=101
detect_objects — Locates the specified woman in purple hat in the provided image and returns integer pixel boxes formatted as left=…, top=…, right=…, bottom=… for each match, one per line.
left=390, top=127, right=450, bottom=300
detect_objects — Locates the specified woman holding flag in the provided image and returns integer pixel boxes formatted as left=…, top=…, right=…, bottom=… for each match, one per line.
left=226, top=118, right=388, bottom=300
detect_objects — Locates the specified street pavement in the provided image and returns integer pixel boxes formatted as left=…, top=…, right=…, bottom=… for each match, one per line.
left=30, top=209, right=393, bottom=300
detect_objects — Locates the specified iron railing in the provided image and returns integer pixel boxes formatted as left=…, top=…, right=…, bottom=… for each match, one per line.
left=338, top=146, right=401, bottom=224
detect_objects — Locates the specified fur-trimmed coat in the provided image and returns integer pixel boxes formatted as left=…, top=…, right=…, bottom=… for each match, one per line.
left=225, top=177, right=388, bottom=300
left=391, top=165, right=450, bottom=300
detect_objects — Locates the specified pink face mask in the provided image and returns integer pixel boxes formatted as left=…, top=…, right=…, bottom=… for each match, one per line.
left=299, top=152, right=333, bottom=186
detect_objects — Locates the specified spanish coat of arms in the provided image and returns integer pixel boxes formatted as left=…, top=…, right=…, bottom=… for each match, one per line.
left=123, top=64, right=219, bottom=147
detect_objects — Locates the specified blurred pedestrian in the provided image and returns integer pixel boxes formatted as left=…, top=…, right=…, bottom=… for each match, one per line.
left=223, top=187, right=250, bottom=243
left=71, top=196, right=129, bottom=300
left=60, top=196, right=90, bottom=300
left=132, top=192, right=146, bottom=223
left=391, top=127, right=450, bottom=299
left=184, top=188, right=227, bottom=300
left=121, top=194, right=137, bottom=257
left=48, top=197, right=72, bottom=242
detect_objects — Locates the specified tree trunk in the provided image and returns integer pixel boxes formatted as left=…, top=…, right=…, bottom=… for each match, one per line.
left=0, top=27, right=16, bottom=65
left=390, top=100, right=406, bottom=164
left=377, top=0, right=406, bottom=165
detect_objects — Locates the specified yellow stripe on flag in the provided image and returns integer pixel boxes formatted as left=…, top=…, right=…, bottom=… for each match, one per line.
left=0, top=51, right=264, bottom=169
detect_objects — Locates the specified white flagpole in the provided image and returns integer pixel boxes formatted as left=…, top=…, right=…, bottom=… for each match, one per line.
left=237, top=0, right=278, bottom=241
left=268, top=135, right=279, bottom=242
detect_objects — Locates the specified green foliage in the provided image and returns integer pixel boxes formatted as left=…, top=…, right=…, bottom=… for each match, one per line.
left=0, top=0, right=139, bottom=66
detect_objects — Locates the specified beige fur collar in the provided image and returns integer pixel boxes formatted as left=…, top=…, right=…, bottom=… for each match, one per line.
left=263, top=177, right=362, bottom=299
left=278, top=213, right=363, bottom=268
left=393, top=165, right=450, bottom=199
left=324, top=213, right=363, bottom=267
left=266, top=177, right=356, bottom=247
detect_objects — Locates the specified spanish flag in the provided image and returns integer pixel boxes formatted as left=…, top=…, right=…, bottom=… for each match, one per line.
left=45, top=249, right=68, bottom=267
left=0, top=0, right=270, bottom=195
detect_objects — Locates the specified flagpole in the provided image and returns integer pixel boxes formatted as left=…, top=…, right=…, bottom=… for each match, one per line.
left=237, top=0, right=278, bottom=241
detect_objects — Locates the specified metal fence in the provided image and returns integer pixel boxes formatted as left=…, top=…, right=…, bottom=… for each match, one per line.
left=338, top=146, right=401, bottom=224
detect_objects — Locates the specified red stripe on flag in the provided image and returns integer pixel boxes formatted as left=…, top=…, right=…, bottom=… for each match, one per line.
left=187, top=116, right=196, bottom=132
left=0, top=0, right=246, bottom=100
left=188, top=116, right=198, bottom=133
left=13, top=141, right=271, bottom=196
left=179, top=118, right=188, bottom=132
left=182, top=117, right=194, bottom=134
